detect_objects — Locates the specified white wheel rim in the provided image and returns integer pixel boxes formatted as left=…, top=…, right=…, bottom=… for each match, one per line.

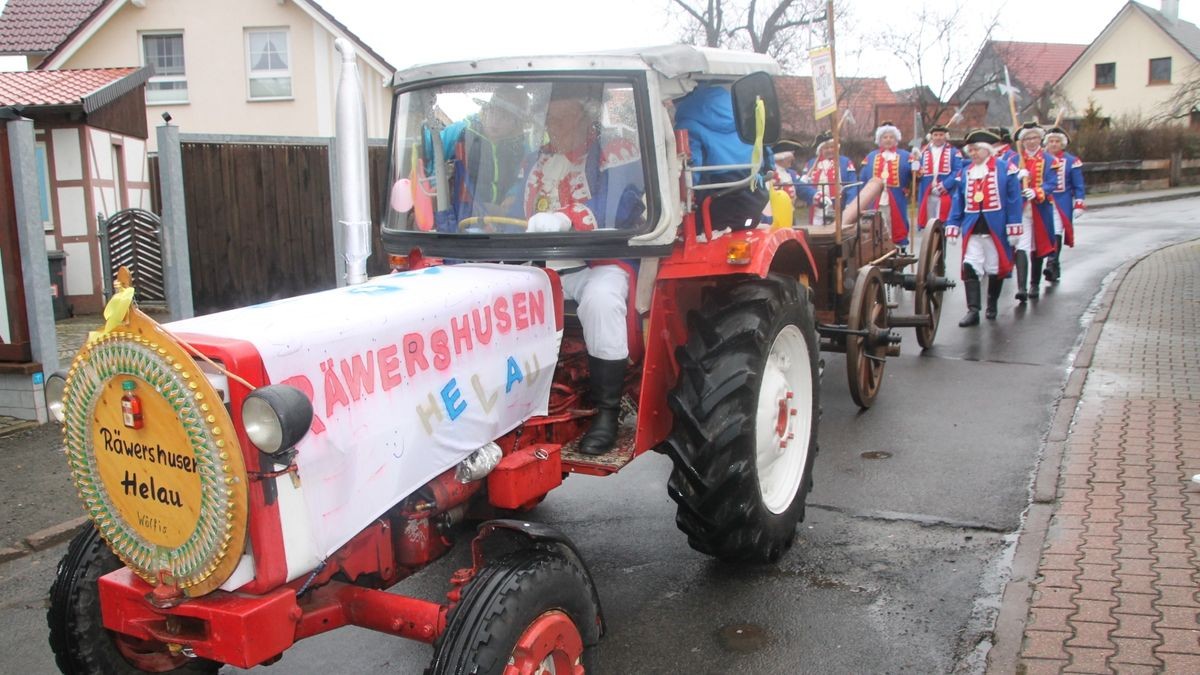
left=754, top=324, right=813, bottom=514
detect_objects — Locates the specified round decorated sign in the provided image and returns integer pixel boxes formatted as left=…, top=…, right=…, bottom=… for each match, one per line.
left=62, top=308, right=248, bottom=597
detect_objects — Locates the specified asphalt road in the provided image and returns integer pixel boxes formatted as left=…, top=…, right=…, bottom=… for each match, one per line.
left=2, top=198, right=1197, bottom=674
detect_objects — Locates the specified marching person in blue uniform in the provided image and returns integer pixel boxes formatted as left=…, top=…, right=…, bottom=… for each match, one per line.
left=915, top=124, right=962, bottom=229
left=946, top=129, right=1022, bottom=326
left=796, top=132, right=858, bottom=226
left=860, top=122, right=914, bottom=248
left=991, top=127, right=1018, bottom=167
left=1013, top=122, right=1058, bottom=302
left=1043, top=126, right=1085, bottom=283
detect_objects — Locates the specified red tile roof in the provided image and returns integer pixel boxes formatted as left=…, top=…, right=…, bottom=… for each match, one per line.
left=776, top=75, right=897, bottom=140
left=991, top=41, right=1087, bottom=90
left=0, top=0, right=103, bottom=55
left=0, top=67, right=139, bottom=107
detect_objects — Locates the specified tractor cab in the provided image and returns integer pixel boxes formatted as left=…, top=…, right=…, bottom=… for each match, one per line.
left=381, top=44, right=780, bottom=263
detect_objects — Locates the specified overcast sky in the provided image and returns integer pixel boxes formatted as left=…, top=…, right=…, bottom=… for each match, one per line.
left=315, top=0, right=1199, bottom=91
left=3, top=0, right=1197, bottom=92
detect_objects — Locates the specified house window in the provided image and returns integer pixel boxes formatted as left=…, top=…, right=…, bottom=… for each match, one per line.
left=246, top=29, right=292, bottom=100
left=35, top=141, right=52, bottom=230
left=142, top=32, right=188, bottom=104
left=1094, top=62, right=1116, bottom=88
left=1150, top=57, right=1172, bottom=84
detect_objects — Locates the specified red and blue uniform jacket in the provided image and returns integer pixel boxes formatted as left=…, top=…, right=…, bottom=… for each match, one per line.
left=916, top=143, right=962, bottom=227
left=1018, top=149, right=1058, bottom=258
left=1048, top=150, right=1085, bottom=247
left=859, top=148, right=914, bottom=246
left=947, top=157, right=1021, bottom=278
left=796, top=155, right=859, bottom=205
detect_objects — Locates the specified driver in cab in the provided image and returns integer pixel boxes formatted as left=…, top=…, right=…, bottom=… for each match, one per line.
left=523, top=82, right=644, bottom=456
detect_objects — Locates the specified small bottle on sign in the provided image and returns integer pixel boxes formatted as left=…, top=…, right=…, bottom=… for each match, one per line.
left=121, top=380, right=144, bottom=429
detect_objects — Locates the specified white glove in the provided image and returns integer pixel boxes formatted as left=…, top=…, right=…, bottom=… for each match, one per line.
left=1072, top=209, right=1083, bottom=221
left=910, top=160, right=921, bottom=172
left=1017, top=168, right=1030, bottom=180
left=1007, top=224, right=1023, bottom=236
left=931, top=183, right=945, bottom=196
left=1022, top=188, right=1036, bottom=201
left=945, top=225, right=960, bottom=239
left=812, top=192, right=824, bottom=206
left=526, top=211, right=572, bottom=233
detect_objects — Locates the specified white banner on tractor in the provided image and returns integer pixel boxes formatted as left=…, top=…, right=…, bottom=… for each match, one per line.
left=169, top=264, right=561, bottom=556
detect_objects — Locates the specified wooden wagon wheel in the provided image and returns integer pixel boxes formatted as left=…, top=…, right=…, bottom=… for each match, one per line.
left=914, top=221, right=947, bottom=349
left=846, top=265, right=889, bottom=409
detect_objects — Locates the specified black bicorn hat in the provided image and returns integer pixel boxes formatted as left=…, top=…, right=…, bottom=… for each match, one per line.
left=965, top=128, right=1002, bottom=145
left=988, top=126, right=1013, bottom=144
left=811, top=131, right=833, bottom=150
left=929, top=124, right=949, bottom=134
left=1016, top=121, right=1046, bottom=141
left=1045, top=126, right=1070, bottom=145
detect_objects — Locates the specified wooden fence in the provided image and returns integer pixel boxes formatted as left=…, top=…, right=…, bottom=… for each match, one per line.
left=1082, top=151, right=1200, bottom=194
left=157, top=136, right=388, bottom=314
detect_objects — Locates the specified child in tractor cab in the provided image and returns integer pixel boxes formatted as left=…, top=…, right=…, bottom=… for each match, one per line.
left=673, top=83, right=771, bottom=232
left=522, top=81, right=646, bottom=455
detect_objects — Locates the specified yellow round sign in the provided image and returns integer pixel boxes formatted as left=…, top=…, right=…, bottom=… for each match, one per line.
left=63, top=308, right=248, bottom=597
left=91, top=376, right=204, bottom=549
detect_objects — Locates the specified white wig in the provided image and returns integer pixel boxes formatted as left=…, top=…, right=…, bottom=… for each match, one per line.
left=1017, top=125, right=1045, bottom=141
left=875, top=123, right=902, bottom=145
left=968, top=142, right=996, bottom=156
left=1045, top=131, right=1069, bottom=147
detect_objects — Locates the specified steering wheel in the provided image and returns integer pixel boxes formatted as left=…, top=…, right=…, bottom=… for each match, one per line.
left=458, top=216, right=529, bottom=232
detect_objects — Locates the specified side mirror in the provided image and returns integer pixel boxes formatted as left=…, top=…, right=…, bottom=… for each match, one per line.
left=730, top=71, right=781, bottom=146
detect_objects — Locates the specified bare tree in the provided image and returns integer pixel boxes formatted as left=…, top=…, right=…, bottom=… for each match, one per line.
left=670, top=0, right=827, bottom=71
left=872, top=2, right=1001, bottom=131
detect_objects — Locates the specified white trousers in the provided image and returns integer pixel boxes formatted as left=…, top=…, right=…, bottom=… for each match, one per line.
left=1051, top=203, right=1065, bottom=236
left=964, top=233, right=1001, bottom=276
left=1010, top=206, right=1033, bottom=252
left=560, top=265, right=630, bottom=361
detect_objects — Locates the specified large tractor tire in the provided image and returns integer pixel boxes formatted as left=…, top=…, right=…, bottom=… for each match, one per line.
left=428, top=545, right=603, bottom=675
left=664, top=274, right=820, bottom=563
left=47, top=525, right=219, bottom=675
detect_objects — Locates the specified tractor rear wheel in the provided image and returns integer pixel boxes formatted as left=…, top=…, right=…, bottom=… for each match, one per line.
left=428, top=545, right=602, bottom=675
left=47, top=524, right=219, bottom=674
left=664, top=274, right=819, bottom=563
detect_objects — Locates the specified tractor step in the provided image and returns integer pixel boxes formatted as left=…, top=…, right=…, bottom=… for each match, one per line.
left=561, top=424, right=638, bottom=476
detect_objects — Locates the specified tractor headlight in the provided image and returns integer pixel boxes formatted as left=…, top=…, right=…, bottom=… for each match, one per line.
left=44, top=371, right=68, bottom=423
left=241, top=385, right=313, bottom=455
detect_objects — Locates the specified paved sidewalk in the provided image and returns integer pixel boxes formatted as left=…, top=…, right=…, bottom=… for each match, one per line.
left=1004, top=240, right=1200, bottom=673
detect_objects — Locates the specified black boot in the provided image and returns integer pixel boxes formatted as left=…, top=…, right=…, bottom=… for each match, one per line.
left=959, top=267, right=981, bottom=327
left=1030, top=256, right=1043, bottom=298
left=1046, top=235, right=1063, bottom=282
left=986, top=274, right=1004, bottom=320
left=1014, top=250, right=1029, bottom=303
left=579, top=357, right=626, bottom=456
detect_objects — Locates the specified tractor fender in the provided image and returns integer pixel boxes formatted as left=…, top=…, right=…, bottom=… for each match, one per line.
left=467, top=519, right=605, bottom=634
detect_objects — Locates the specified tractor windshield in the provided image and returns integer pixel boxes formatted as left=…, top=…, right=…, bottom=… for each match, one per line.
left=383, top=78, right=650, bottom=244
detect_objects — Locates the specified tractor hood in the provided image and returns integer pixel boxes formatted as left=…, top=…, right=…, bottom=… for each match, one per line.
left=168, top=264, right=563, bottom=561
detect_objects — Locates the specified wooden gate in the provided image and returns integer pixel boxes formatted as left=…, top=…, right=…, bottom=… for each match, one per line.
left=99, top=208, right=166, bottom=303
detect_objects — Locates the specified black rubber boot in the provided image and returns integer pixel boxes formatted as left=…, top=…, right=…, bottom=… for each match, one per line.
left=986, top=274, right=1004, bottom=320
left=1014, top=250, right=1029, bottom=303
left=959, top=267, right=981, bottom=327
left=579, top=357, right=626, bottom=456
left=1030, top=256, right=1044, bottom=298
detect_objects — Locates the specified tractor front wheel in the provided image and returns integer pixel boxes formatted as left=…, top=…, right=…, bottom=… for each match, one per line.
left=47, top=524, right=219, bottom=674
left=664, top=274, right=820, bottom=563
left=428, top=545, right=602, bottom=675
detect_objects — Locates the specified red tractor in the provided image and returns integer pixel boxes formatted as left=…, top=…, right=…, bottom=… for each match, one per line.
left=45, top=44, right=820, bottom=673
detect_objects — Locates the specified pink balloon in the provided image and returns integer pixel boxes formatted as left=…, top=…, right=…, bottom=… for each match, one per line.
left=390, top=179, right=414, bottom=213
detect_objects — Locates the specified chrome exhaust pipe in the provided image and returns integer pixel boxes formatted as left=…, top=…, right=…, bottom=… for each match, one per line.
left=334, top=38, right=371, bottom=286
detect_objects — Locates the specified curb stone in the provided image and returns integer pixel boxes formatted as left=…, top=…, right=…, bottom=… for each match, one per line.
left=22, top=516, right=88, bottom=552
left=983, top=237, right=1200, bottom=674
